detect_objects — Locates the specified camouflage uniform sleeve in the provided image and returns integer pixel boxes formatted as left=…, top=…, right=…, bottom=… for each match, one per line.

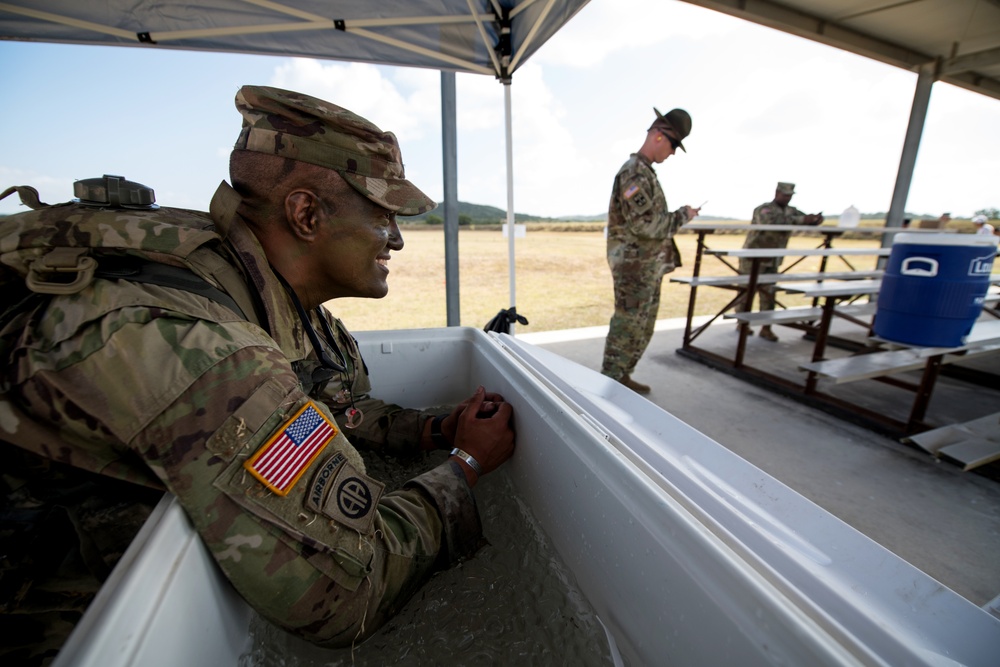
left=786, top=205, right=808, bottom=225
left=7, top=286, right=481, bottom=647
left=615, top=160, right=673, bottom=241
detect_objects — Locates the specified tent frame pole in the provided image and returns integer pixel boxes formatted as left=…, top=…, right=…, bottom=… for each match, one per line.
left=441, top=71, right=461, bottom=326
left=884, top=60, right=937, bottom=239
left=503, top=81, right=517, bottom=333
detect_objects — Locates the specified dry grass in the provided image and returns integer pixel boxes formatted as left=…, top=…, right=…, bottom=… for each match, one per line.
left=324, top=225, right=886, bottom=333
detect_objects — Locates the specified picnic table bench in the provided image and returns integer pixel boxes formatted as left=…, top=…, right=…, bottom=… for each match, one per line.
left=798, top=319, right=1000, bottom=434
left=903, top=411, right=1000, bottom=471
left=671, top=269, right=883, bottom=287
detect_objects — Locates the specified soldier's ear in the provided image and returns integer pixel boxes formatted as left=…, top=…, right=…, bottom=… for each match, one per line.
left=285, top=190, right=322, bottom=241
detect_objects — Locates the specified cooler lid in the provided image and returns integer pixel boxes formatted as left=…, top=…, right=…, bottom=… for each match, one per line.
left=894, top=232, right=999, bottom=247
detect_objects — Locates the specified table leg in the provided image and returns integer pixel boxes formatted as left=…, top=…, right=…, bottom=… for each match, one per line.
left=907, top=354, right=945, bottom=432
left=805, top=295, right=838, bottom=393
left=734, top=258, right=761, bottom=368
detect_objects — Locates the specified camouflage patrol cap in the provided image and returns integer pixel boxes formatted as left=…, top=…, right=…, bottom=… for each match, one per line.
left=650, top=107, right=692, bottom=152
left=233, top=85, right=435, bottom=215
left=776, top=182, right=796, bottom=195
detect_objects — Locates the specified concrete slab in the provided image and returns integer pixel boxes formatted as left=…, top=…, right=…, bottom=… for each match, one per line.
left=520, top=317, right=1000, bottom=608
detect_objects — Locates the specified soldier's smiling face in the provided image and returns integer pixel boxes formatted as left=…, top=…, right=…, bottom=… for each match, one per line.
left=315, top=186, right=404, bottom=300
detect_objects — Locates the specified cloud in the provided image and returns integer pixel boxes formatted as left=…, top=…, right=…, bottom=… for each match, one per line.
left=535, top=0, right=742, bottom=68
left=268, top=58, right=438, bottom=141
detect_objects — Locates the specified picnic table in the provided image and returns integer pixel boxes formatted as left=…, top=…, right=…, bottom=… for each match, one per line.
left=672, top=230, right=890, bottom=373
left=675, top=222, right=893, bottom=351
left=671, top=222, right=1000, bottom=440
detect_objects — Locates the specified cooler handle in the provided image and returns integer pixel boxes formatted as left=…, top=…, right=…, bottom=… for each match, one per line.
left=901, top=257, right=938, bottom=277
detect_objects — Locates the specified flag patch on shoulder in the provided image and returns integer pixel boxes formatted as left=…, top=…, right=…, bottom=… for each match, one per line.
left=624, top=184, right=640, bottom=199
left=244, top=402, right=336, bottom=496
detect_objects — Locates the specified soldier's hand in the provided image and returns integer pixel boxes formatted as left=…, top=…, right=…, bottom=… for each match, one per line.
left=438, top=389, right=506, bottom=446
left=450, top=386, right=515, bottom=485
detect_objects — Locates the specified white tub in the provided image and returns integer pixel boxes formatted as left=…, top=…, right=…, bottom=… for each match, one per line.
left=54, top=327, right=1000, bottom=666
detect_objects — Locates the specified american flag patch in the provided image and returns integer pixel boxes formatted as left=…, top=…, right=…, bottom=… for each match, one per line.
left=244, top=402, right=336, bottom=496
left=624, top=184, right=639, bottom=199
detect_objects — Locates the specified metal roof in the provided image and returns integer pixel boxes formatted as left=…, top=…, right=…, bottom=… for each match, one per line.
left=679, top=0, right=1000, bottom=101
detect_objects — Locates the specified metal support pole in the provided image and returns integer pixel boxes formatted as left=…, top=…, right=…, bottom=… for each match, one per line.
left=503, top=81, right=517, bottom=331
left=884, top=61, right=937, bottom=242
left=441, top=71, right=460, bottom=326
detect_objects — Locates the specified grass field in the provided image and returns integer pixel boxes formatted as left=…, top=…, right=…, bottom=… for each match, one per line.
left=324, top=224, right=888, bottom=333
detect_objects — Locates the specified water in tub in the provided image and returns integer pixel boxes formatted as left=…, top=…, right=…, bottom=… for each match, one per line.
left=239, top=450, right=618, bottom=666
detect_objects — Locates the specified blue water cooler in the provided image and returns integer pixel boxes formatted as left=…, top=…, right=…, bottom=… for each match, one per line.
left=874, top=232, right=997, bottom=347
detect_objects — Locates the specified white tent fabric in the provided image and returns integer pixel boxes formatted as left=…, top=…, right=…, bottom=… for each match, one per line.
left=0, top=0, right=589, bottom=80
left=0, top=0, right=591, bottom=326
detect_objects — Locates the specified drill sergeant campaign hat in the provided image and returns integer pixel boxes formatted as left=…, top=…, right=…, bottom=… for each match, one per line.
left=649, top=107, right=692, bottom=152
left=233, top=85, right=436, bottom=215
left=776, top=182, right=796, bottom=195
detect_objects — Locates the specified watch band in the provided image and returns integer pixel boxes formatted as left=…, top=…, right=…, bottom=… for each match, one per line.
left=430, top=414, right=449, bottom=449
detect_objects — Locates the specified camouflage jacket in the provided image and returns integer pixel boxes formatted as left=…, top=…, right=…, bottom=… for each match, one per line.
left=606, top=153, right=686, bottom=277
left=0, top=181, right=479, bottom=647
left=318, top=320, right=441, bottom=457
left=742, top=200, right=810, bottom=250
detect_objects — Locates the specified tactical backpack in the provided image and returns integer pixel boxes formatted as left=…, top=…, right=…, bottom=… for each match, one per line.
left=0, top=174, right=260, bottom=327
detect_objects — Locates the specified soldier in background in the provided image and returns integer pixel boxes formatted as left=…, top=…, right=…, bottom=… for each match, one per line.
left=972, top=214, right=996, bottom=236
left=739, top=182, right=824, bottom=342
left=0, top=85, right=515, bottom=662
left=601, top=107, right=699, bottom=394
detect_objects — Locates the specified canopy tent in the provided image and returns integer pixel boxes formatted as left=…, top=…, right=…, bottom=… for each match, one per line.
left=0, top=0, right=592, bottom=325
left=678, top=0, right=1000, bottom=233
left=0, top=0, right=590, bottom=77
left=4, top=0, right=999, bottom=322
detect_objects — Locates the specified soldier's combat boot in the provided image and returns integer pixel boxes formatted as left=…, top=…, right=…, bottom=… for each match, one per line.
left=759, top=326, right=779, bottom=342
left=619, top=375, right=651, bottom=394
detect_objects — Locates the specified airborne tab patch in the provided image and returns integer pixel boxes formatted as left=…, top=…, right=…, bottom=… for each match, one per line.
left=321, top=461, right=385, bottom=534
left=306, top=451, right=347, bottom=513
left=244, top=402, right=336, bottom=496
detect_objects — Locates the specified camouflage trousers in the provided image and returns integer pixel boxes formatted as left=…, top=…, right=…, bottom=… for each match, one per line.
left=738, top=257, right=781, bottom=312
left=601, top=256, right=662, bottom=380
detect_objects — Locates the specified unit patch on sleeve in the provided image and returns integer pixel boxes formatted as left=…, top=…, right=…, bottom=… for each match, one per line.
left=320, top=461, right=385, bottom=534
left=244, top=402, right=337, bottom=496
left=306, top=451, right=347, bottom=513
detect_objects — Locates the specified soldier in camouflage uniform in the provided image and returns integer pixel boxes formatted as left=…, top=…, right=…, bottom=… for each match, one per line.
left=739, top=182, right=824, bottom=341
left=0, top=85, right=515, bottom=662
left=601, top=107, right=699, bottom=394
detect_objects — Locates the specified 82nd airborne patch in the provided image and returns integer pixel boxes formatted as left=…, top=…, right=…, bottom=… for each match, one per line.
left=306, top=453, right=385, bottom=534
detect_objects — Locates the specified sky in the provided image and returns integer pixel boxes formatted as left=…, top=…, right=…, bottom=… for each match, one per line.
left=1, top=0, right=998, bottom=221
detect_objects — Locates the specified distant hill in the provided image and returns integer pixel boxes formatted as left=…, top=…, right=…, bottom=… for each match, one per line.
left=408, top=202, right=748, bottom=224
left=409, top=201, right=578, bottom=224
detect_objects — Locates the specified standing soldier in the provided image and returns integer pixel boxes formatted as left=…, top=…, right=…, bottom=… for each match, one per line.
left=740, top=182, right=824, bottom=341
left=601, top=107, right=699, bottom=394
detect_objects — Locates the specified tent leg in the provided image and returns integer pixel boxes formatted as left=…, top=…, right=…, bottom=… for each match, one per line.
left=441, top=71, right=460, bottom=326
left=504, top=81, right=517, bottom=334
left=884, top=61, right=937, bottom=242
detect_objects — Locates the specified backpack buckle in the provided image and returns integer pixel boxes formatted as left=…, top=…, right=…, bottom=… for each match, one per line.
left=26, top=248, right=97, bottom=295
